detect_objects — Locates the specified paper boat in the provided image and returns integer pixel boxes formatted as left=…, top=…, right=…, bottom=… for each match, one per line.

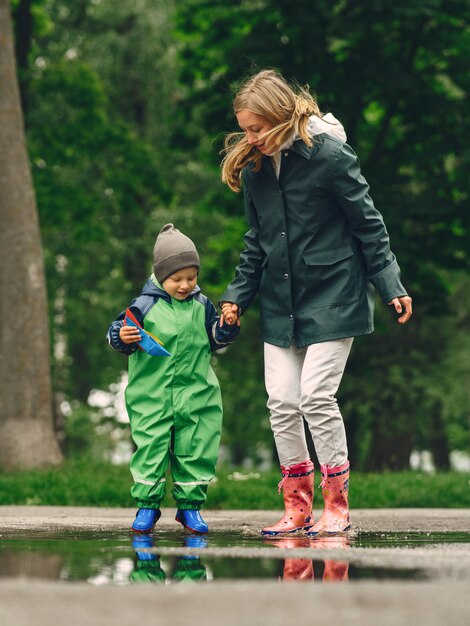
left=124, top=308, right=171, bottom=357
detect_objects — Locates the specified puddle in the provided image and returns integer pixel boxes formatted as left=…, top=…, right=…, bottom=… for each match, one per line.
left=0, top=530, right=468, bottom=585
left=349, top=531, right=470, bottom=548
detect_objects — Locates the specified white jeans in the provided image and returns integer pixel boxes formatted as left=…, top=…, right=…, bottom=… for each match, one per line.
left=264, top=338, right=353, bottom=468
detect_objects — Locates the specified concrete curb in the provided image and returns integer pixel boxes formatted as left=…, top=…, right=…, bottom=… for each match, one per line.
left=1, top=505, right=469, bottom=532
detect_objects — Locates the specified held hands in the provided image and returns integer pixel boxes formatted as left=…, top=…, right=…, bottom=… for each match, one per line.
left=119, top=324, right=141, bottom=344
left=220, top=302, right=240, bottom=327
left=388, top=295, right=413, bottom=324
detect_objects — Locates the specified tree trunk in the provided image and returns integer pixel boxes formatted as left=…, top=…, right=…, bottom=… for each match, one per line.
left=0, top=0, right=63, bottom=470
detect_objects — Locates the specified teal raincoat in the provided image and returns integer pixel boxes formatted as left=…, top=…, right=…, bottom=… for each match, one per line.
left=220, top=131, right=408, bottom=347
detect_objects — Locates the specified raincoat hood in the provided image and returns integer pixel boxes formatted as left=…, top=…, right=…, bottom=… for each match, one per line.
left=271, top=113, right=346, bottom=168
left=307, top=112, right=347, bottom=142
left=141, top=274, right=201, bottom=301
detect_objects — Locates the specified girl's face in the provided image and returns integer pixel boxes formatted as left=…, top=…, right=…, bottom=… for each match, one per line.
left=236, top=109, right=275, bottom=155
left=162, top=266, right=198, bottom=300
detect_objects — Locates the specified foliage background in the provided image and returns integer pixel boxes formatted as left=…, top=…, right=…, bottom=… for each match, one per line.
left=1, top=460, right=470, bottom=509
left=12, top=0, right=470, bottom=471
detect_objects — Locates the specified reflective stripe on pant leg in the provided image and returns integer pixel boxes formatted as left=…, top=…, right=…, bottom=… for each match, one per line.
left=132, top=478, right=167, bottom=509
left=264, top=342, right=309, bottom=466
left=300, top=338, right=353, bottom=467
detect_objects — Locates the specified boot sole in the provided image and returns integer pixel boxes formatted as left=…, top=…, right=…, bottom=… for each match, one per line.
left=308, top=524, right=351, bottom=538
left=261, top=524, right=314, bottom=536
left=131, top=526, right=155, bottom=534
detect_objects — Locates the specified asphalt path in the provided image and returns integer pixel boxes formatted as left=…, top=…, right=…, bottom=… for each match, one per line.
left=0, top=507, right=469, bottom=626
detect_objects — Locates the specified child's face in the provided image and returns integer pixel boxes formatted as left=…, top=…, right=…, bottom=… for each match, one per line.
left=162, top=267, right=198, bottom=300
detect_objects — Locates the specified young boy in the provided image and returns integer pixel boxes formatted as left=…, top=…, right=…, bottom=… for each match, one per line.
left=107, top=224, right=239, bottom=533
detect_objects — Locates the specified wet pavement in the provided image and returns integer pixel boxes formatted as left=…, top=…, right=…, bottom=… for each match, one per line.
left=1, top=528, right=469, bottom=584
left=0, top=507, right=469, bottom=625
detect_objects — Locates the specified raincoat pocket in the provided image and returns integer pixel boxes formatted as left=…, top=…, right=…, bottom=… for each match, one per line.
left=302, top=244, right=360, bottom=308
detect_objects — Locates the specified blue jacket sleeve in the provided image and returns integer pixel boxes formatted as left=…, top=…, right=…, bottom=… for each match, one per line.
left=106, top=304, right=144, bottom=356
left=204, top=298, right=240, bottom=352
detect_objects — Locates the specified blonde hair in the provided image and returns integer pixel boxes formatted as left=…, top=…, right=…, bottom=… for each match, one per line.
left=221, top=69, right=322, bottom=192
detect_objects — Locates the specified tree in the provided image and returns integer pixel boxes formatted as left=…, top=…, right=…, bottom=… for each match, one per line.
left=16, top=0, right=470, bottom=469
left=172, top=0, right=470, bottom=469
left=0, top=0, right=62, bottom=469
left=20, top=0, right=174, bottom=402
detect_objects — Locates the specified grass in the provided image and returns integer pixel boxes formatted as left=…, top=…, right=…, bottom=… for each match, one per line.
left=0, top=460, right=470, bottom=509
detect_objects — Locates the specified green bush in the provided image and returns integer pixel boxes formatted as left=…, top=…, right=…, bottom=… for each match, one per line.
left=0, top=461, right=469, bottom=508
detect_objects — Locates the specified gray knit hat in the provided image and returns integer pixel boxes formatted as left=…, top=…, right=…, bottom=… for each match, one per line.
left=152, top=223, right=200, bottom=283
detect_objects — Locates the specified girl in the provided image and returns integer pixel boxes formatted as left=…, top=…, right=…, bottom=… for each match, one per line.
left=220, top=69, right=412, bottom=536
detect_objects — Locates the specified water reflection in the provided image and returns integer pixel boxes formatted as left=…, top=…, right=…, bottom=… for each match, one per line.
left=312, top=536, right=349, bottom=583
left=263, top=536, right=349, bottom=582
left=129, top=534, right=350, bottom=584
left=131, top=535, right=208, bottom=584
left=2, top=530, right=460, bottom=584
left=0, top=550, right=63, bottom=580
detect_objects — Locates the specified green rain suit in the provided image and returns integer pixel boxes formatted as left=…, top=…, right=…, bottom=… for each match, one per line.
left=108, top=275, right=239, bottom=510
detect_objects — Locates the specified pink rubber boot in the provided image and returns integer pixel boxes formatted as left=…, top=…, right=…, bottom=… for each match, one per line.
left=323, top=559, right=349, bottom=582
left=261, top=460, right=314, bottom=535
left=283, top=557, right=314, bottom=581
left=263, top=537, right=313, bottom=581
left=307, top=460, right=350, bottom=537
left=310, top=536, right=350, bottom=582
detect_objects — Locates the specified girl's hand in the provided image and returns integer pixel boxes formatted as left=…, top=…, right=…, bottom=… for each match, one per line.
left=120, top=325, right=142, bottom=344
left=388, top=295, right=413, bottom=324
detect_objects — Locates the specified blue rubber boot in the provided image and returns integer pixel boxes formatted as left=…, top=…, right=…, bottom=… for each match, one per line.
left=132, top=535, right=157, bottom=561
left=182, top=535, right=208, bottom=559
left=132, top=508, right=161, bottom=533
left=175, top=509, right=209, bottom=534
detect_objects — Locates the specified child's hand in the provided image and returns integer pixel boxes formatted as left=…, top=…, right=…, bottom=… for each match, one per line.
left=120, top=325, right=141, bottom=344
left=220, top=302, right=240, bottom=326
